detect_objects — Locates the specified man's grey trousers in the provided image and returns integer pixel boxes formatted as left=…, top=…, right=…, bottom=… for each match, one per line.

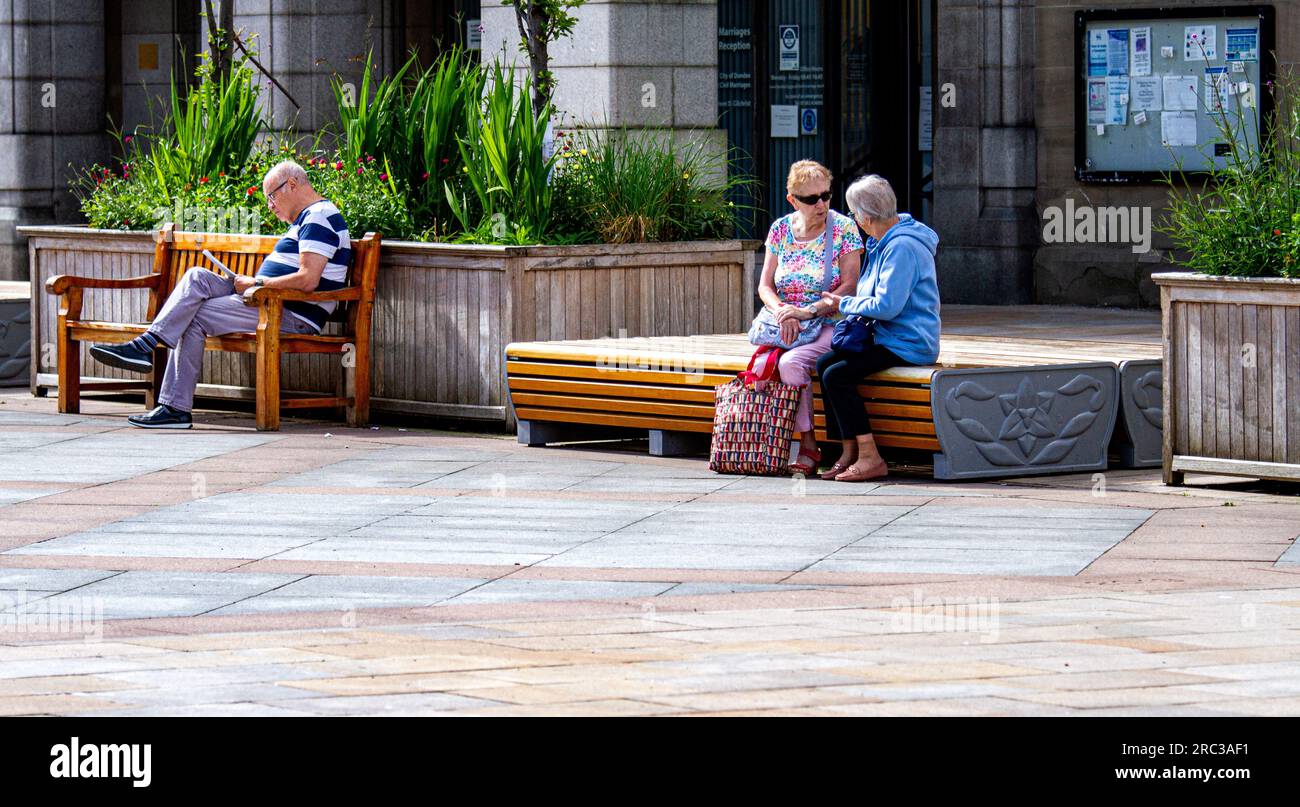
left=149, top=267, right=316, bottom=412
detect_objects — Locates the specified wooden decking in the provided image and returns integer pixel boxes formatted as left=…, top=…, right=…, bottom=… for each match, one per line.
left=506, top=305, right=1163, bottom=480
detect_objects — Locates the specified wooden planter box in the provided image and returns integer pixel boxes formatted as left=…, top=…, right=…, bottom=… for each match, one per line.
left=1153, top=271, right=1300, bottom=484
left=21, top=226, right=759, bottom=428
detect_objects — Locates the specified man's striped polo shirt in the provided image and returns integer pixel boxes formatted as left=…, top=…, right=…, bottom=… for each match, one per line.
left=255, top=199, right=351, bottom=331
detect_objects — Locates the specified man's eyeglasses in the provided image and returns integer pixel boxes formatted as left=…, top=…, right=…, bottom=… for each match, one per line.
left=265, top=179, right=290, bottom=203
left=793, top=190, right=832, bottom=205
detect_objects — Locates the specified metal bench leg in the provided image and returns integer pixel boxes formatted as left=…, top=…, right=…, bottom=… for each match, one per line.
left=648, top=429, right=710, bottom=457
left=517, top=419, right=639, bottom=446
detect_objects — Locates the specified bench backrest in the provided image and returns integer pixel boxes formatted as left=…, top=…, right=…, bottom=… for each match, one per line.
left=147, top=223, right=381, bottom=327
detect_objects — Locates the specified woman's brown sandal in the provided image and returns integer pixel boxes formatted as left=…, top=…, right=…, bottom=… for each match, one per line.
left=819, top=460, right=852, bottom=481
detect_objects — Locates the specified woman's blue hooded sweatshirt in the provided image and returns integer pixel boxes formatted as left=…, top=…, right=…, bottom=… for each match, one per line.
left=837, top=213, right=941, bottom=365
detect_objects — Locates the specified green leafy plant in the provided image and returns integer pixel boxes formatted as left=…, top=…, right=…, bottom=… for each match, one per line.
left=305, top=154, right=416, bottom=240
left=550, top=127, right=753, bottom=243
left=149, top=59, right=264, bottom=193
left=1158, top=64, right=1300, bottom=277
left=331, top=48, right=483, bottom=231
left=71, top=27, right=758, bottom=247
left=445, top=60, right=557, bottom=243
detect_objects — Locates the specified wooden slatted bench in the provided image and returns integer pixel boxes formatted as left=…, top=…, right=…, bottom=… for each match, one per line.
left=506, top=327, right=1163, bottom=480
left=43, top=224, right=381, bottom=430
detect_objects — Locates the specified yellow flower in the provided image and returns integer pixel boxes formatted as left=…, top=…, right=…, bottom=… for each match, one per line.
left=580, top=149, right=588, bottom=156
left=682, top=172, right=690, bottom=179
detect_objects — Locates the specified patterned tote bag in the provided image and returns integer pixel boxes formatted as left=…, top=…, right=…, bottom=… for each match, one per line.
left=709, top=346, right=802, bottom=476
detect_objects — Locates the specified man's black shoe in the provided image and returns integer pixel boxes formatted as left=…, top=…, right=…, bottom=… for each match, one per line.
left=89, top=342, right=154, bottom=373
left=127, top=404, right=192, bottom=429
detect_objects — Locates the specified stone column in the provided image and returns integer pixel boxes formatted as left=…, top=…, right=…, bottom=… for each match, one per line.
left=0, top=0, right=108, bottom=281
left=933, top=0, right=1038, bottom=304
left=222, top=0, right=398, bottom=144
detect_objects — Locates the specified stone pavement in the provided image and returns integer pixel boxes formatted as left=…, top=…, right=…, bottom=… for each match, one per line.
left=0, top=389, right=1298, bottom=716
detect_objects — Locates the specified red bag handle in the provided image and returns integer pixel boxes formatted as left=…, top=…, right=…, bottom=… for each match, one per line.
left=739, top=345, right=784, bottom=386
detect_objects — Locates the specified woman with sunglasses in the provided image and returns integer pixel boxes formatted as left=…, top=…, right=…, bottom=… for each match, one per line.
left=755, top=160, right=863, bottom=475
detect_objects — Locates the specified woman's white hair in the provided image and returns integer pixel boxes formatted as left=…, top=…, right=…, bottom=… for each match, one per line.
left=266, top=160, right=309, bottom=187
left=845, top=174, right=897, bottom=221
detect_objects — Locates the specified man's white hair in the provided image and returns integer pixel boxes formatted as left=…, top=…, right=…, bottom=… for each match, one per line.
left=845, top=174, right=897, bottom=221
left=266, top=160, right=309, bottom=187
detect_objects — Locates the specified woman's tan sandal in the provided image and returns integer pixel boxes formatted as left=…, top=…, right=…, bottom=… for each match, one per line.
left=834, top=461, right=888, bottom=483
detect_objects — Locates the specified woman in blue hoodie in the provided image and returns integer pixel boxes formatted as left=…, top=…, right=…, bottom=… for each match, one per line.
left=817, top=175, right=941, bottom=482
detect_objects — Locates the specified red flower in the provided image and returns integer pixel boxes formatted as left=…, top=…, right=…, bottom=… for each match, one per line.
left=421, top=171, right=429, bottom=180
left=440, top=157, right=449, bottom=165
left=1275, top=229, right=1283, bottom=236
left=247, top=187, right=256, bottom=196
left=335, top=161, right=343, bottom=170
left=218, top=172, right=225, bottom=177
left=199, top=176, right=209, bottom=184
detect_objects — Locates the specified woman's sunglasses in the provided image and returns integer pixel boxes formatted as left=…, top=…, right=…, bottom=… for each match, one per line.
left=793, top=190, right=832, bottom=205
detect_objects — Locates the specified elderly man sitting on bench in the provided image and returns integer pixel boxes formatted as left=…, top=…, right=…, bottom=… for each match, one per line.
left=88, top=161, right=351, bottom=429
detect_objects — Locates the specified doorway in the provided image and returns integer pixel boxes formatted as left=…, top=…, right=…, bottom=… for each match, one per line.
left=718, top=0, right=935, bottom=235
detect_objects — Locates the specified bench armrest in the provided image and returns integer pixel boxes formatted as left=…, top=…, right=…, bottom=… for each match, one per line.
left=45, top=273, right=164, bottom=295
left=244, top=286, right=364, bottom=306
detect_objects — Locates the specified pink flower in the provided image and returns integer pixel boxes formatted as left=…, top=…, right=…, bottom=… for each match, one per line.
left=356, top=167, right=363, bottom=175
left=335, top=161, right=344, bottom=170
left=421, top=171, right=429, bottom=180
left=379, top=173, right=388, bottom=181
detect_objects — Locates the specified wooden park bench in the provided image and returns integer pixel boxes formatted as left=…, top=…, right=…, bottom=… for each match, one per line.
left=504, top=316, right=1164, bottom=480
left=43, top=223, right=381, bottom=430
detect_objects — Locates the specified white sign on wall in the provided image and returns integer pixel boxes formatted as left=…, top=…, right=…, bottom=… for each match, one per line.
left=779, top=25, right=799, bottom=71
left=771, top=104, right=798, bottom=138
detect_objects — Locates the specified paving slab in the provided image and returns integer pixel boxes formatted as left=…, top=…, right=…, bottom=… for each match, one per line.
left=0, top=432, right=278, bottom=483
left=0, top=568, right=119, bottom=592
left=446, top=578, right=677, bottom=605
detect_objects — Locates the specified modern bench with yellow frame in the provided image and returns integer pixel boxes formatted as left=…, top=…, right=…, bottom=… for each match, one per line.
left=43, top=223, right=381, bottom=430
left=505, top=331, right=1163, bottom=480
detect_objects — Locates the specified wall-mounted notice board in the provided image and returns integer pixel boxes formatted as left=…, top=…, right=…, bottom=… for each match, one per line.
left=1074, top=6, right=1276, bottom=184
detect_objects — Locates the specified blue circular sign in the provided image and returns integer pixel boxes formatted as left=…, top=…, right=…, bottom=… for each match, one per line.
left=801, top=108, right=817, bottom=134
